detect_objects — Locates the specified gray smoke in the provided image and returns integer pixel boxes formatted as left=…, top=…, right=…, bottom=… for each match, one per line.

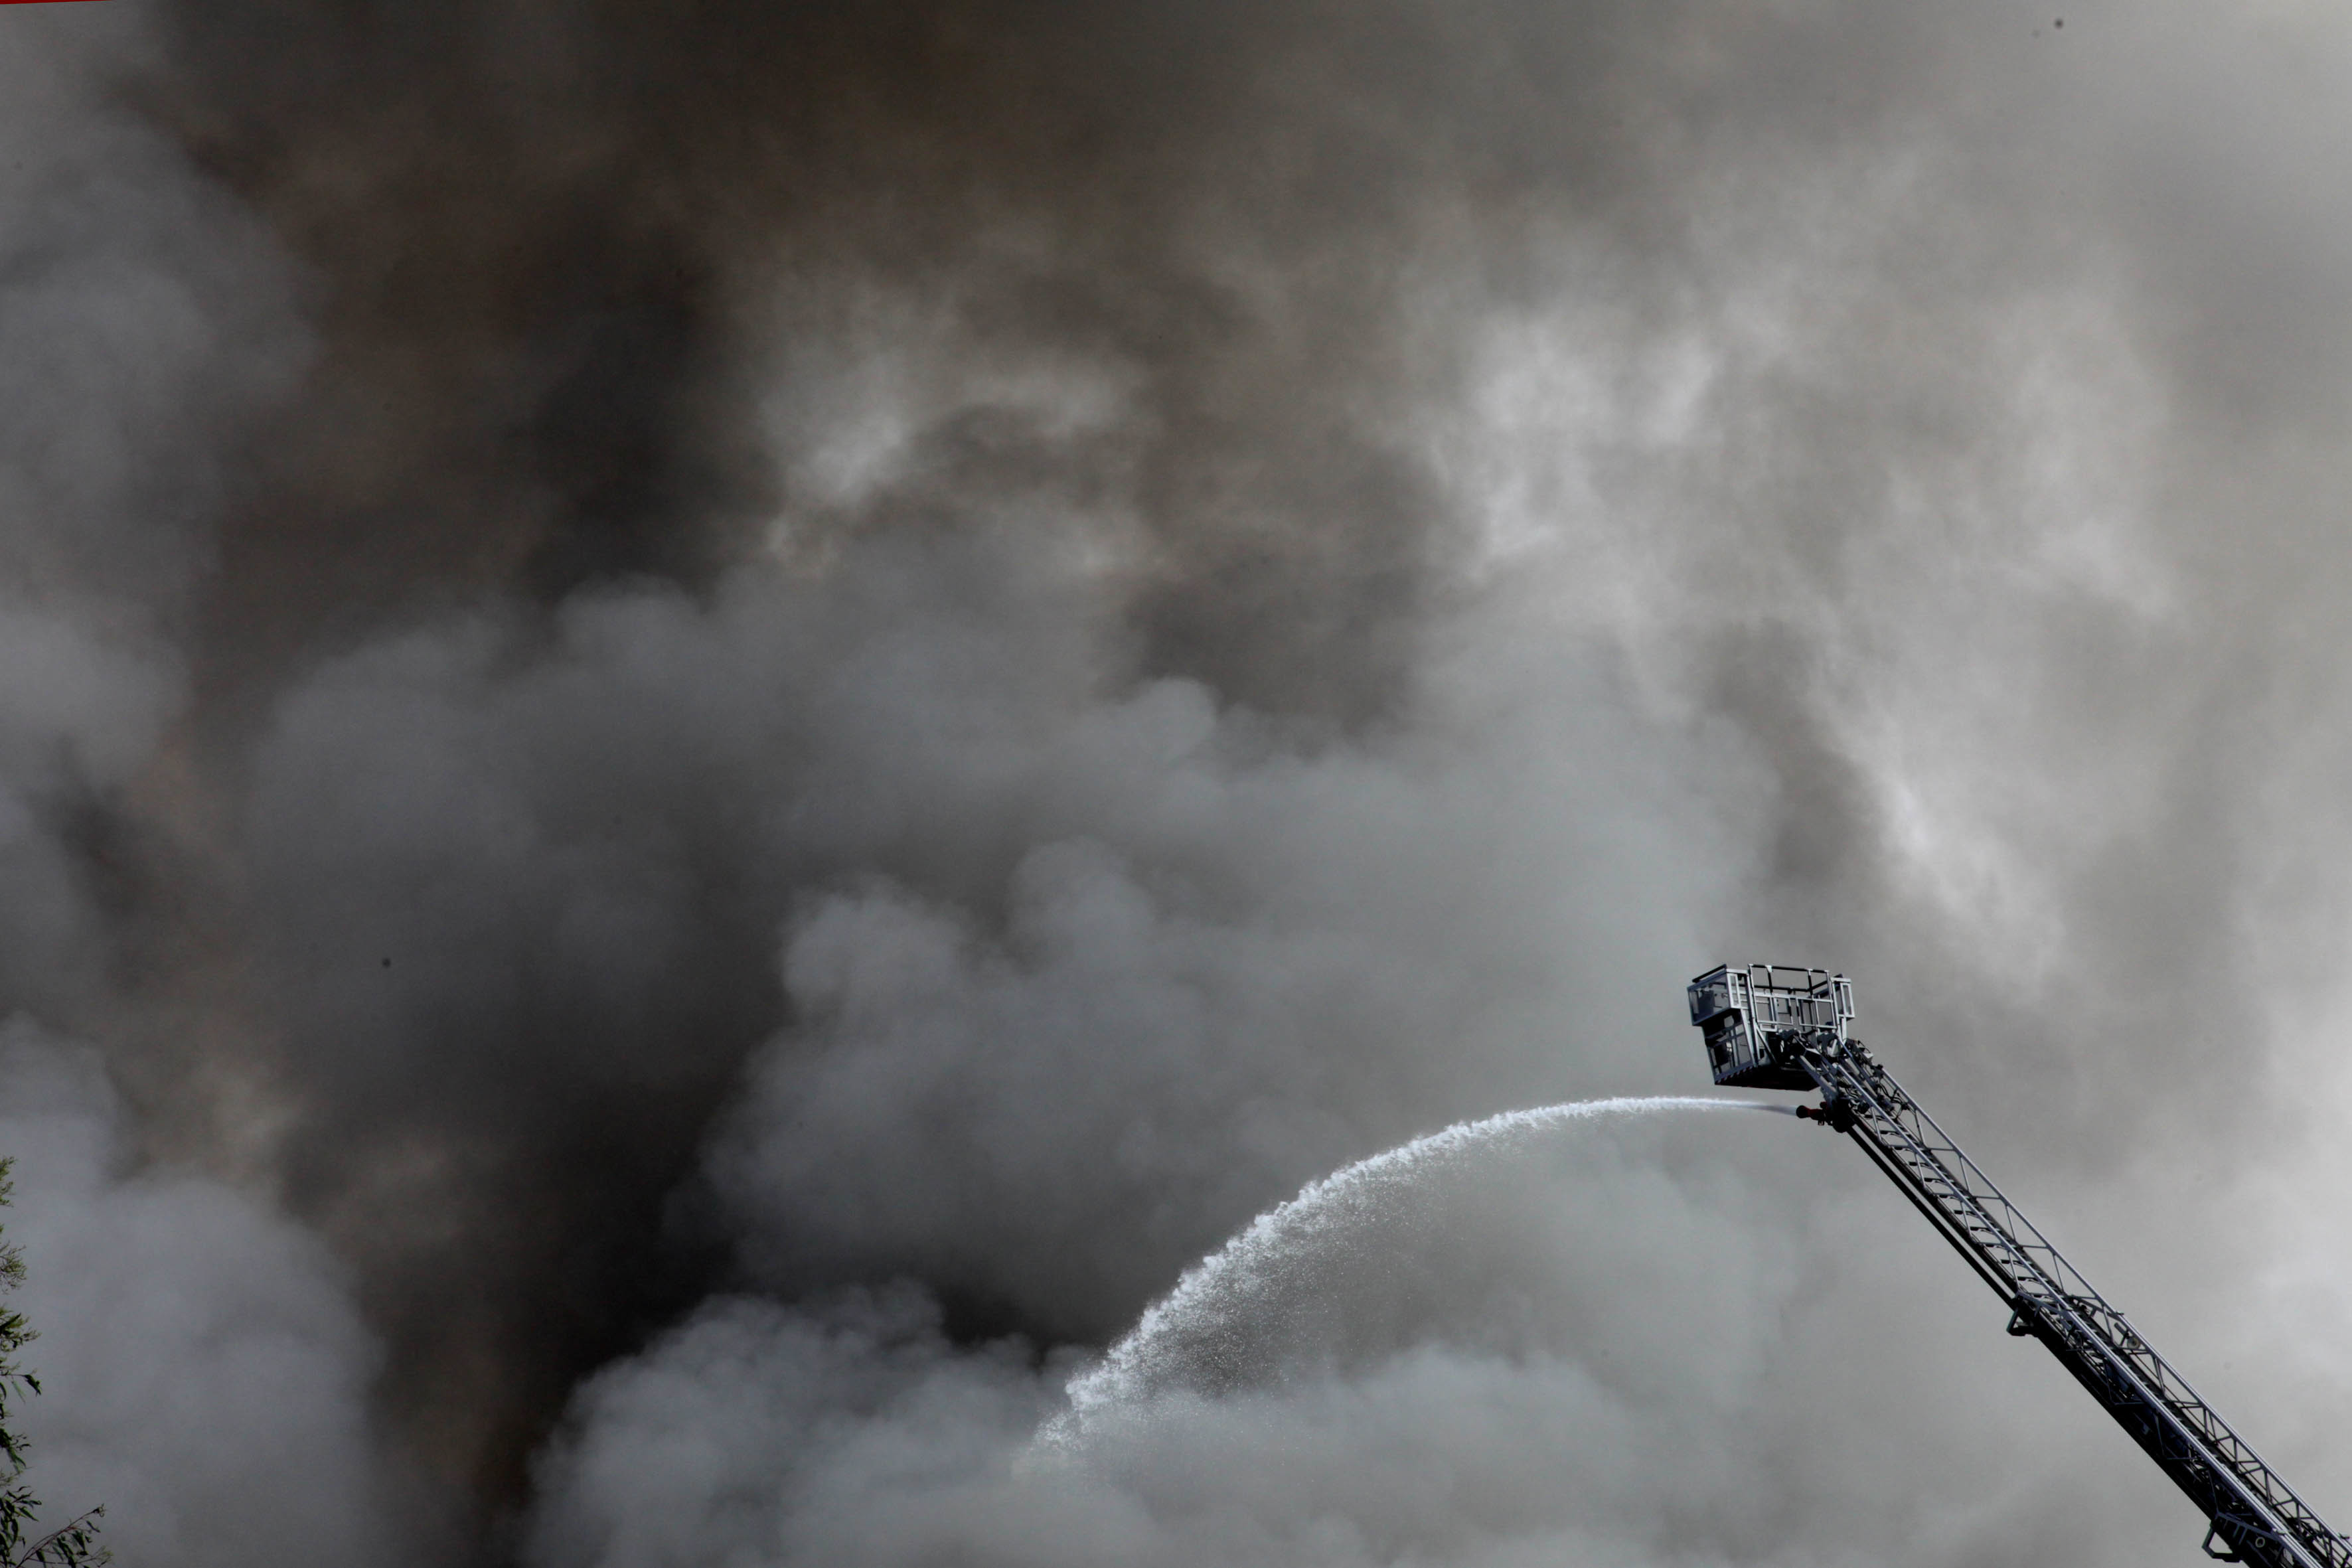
left=0, top=1018, right=398, bottom=1568
left=1, top=0, right=2350, bottom=1563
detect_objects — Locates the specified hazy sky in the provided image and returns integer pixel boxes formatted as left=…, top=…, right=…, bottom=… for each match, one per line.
left=3, top=1, right=2352, bottom=1564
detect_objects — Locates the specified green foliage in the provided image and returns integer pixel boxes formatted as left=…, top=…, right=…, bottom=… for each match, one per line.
left=0, top=1163, right=104, bottom=1568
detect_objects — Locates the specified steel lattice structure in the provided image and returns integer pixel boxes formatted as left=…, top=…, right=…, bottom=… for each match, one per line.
left=1689, top=963, right=2351, bottom=1568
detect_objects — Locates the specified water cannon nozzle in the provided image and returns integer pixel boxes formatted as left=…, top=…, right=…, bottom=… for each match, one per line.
left=1794, top=1098, right=1856, bottom=1133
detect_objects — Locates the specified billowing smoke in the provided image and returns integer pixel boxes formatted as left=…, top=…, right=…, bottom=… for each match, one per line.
left=4, top=0, right=2352, bottom=1563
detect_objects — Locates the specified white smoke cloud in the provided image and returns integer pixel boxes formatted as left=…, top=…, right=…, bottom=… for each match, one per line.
left=534, top=1104, right=2197, bottom=1568
left=0, top=1019, right=396, bottom=1568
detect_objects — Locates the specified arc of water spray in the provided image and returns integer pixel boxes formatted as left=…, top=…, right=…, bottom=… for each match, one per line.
left=1041, top=1095, right=1792, bottom=1449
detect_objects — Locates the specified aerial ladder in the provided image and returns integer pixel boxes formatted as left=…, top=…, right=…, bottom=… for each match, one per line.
left=1687, top=963, right=2349, bottom=1567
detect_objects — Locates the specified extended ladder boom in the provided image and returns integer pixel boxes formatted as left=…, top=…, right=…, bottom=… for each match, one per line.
left=1689, top=964, right=2348, bottom=1568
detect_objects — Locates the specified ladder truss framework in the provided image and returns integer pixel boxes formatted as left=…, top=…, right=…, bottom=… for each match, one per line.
left=1687, top=963, right=2348, bottom=1568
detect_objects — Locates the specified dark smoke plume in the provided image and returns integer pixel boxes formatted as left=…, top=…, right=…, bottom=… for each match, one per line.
left=3, top=1, right=2352, bottom=1565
